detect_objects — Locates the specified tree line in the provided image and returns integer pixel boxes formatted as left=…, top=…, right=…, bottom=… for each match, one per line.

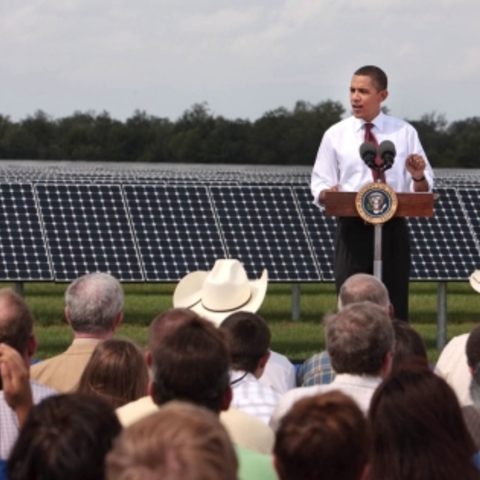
left=0, top=101, right=478, bottom=167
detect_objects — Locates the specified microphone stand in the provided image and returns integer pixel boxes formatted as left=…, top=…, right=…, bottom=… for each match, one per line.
left=373, top=163, right=392, bottom=281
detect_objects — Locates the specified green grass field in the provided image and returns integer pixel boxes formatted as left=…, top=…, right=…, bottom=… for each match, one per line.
left=8, top=281, right=480, bottom=363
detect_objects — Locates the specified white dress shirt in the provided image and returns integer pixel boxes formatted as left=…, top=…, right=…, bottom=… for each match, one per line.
left=435, top=333, right=472, bottom=407
left=269, top=373, right=382, bottom=431
left=259, top=350, right=297, bottom=395
left=311, top=112, right=434, bottom=206
left=230, top=370, right=282, bottom=425
left=0, top=380, right=56, bottom=460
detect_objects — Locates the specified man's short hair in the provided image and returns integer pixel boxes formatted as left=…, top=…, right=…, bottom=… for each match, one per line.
left=466, top=325, right=480, bottom=368
left=148, top=308, right=200, bottom=352
left=391, top=320, right=428, bottom=372
left=65, top=272, right=124, bottom=334
left=274, top=391, right=369, bottom=480
left=338, top=273, right=390, bottom=310
left=7, top=393, right=122, bottom=480
left=354, top=65, right=388, bottom=91
left=151, top=316, right=230, bottom=413
left=0, top=288, right=34, bottom=354
left=325, top=301, right=394, bottom=376
left=106, top=401, right=238, bottom=480
left=219, top=311, right=271, bottom=373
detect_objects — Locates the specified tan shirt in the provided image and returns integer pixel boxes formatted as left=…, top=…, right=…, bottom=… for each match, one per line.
left=116, top=396, right=275, bottom=455
left=30, top=338, right=103, bottom=392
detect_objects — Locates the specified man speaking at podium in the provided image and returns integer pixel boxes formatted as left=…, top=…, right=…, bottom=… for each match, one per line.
left=311, top=65, right=434, bottom=321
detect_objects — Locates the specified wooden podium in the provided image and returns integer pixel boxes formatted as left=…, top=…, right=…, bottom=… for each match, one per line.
left=324, top=192, right=435, bottom=218
left=324, top=191, right=436, bottom=280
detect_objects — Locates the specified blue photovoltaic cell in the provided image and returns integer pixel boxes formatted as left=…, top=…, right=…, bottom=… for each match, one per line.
left=210, top=186, right=320, bottom=281
left=293, top=186, right=336, bottom=281
left=0, top=183, right=52, bottom=280
left=36, top=184, right=143, bottom=282
left=408, top=188, right=480, bottom=280
left=458, top=189, right=480, bottom=269
left=123, top=185, right=226, bottom=281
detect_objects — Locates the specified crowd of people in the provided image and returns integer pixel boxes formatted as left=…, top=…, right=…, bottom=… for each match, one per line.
left=1, top=260, right=480, bottom=479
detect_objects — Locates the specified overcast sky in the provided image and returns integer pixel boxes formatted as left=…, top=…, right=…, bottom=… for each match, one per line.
left=1, top=0, right=479, bottom=124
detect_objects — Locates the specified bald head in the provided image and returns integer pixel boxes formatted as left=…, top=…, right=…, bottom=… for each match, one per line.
left=338, top=274, right=390, bottom=311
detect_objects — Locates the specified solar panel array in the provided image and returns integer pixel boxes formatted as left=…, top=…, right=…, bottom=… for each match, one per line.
left=0, top=161, right=479, bottom=283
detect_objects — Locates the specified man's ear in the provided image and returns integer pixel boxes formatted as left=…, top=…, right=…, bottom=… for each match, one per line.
left=112, top=312, right=123, bottom=332
left=380, top=350, right=393, bottom=379
left=360, top=463, right=371, bottom=480
left=26, top=334, right=38, bottom=361
left=64, top=307, right=71, bottom=325
left=380, top=89, right=389, bottom=102
left=145, top=350, right=152, bottom=369
left=148, top=380, right=157, bottom=404
left=221, top=385, right=233, bottom=412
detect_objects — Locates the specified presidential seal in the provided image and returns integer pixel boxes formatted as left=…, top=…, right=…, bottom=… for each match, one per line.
left=355, top=183, right=398, bottom=225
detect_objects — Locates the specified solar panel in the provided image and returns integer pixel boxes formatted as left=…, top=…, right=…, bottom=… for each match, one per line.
left=0, top=183, right=52, bottom=280
left=293, top=186, right=336, bottom=281
left=35, top=184, right=143, bottom=282
left=123, top=185, right=226, bottom=281
left=210, top=186, right=320, bottom=281
left=457, top=189, right=480, bottom=270
left=408, top=188, right=480, bottom=280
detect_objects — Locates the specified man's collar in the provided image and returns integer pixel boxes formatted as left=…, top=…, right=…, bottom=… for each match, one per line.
left=354, top=111, right=386, bottom=132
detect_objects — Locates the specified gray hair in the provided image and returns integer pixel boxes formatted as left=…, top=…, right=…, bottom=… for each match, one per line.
left=65, top=273, right=124, bottom=334
left=338, top=274, right=390, bottom=310
left=325, top=301, right=394, bottom=376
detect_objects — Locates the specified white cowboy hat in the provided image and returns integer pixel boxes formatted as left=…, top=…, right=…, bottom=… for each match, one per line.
left=173, top=259, right=268, bottom=326
left=470, top=270, right=480, bottom=293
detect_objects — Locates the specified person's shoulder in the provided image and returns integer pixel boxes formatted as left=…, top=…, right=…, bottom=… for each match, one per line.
left=326, top=116, right=354, bottom=134
left=234, top=445, right=277, bottom=480
left=116, top=396, right=158, bottom=427
left=29, top=379, right=57, bottom=399
left=382, top=113, right=417, bottom=131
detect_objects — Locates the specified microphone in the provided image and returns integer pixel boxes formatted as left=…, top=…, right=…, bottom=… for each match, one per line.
left=378, top=140, right=396, bottom=168
left=359, top=142, right=377, bottom=169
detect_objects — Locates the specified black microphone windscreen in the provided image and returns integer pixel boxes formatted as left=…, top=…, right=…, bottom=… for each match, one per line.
left=378, top=140, right=396, bottom=167
left=378, top=140, right=396, bottom=158
left=359, top=141, right=377, bottom=160
left=359, top=142, right=377, bottom=168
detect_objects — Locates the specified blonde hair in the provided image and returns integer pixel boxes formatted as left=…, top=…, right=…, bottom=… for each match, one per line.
left=106, top=401, right=238, bottom=480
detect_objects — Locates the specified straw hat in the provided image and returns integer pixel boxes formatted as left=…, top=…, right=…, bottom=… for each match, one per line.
left=469, top=270, right=480, bottom=293
left=173, top=259, right=268, bottom=326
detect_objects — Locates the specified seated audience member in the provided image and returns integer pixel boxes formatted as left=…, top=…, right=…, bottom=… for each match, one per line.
left=125, top=315, right=277, bottom=480
left=0, top=342, right=34, bottom=480
left=461, top=325, right=480, bottom=449
left=369, top=366, right=480, bottom=479
left=6, top=393, right=122, bottom=480
left=297, top=273, right=393, bottom=387
left=435, top=269, right=480, bottom=406
left=466, top=361, right=480, bottom=450
left=107, top=401, right=238, bottom=480
left=220, top=311, right=281, bottom=424
left=173, top=258, right=296, bottom=394
left=116, top=308, right=276, bottom=455
left=31, top=272, right=124, bottom=392
left=390, top=319, right=429, bottom=372
left=77, top=338, right=148, bottom=408
left=0, top=289, right=56, bottom=461
left=270, top=301, right=394, bottom=431
left=274, top=391, right=370, bottom=480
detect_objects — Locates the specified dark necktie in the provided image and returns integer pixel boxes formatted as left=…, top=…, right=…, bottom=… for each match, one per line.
left=364, top=123, right=386, bottom=183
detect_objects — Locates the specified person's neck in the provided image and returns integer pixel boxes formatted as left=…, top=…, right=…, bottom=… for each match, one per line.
left=73, top=331, right=113, bottom=340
